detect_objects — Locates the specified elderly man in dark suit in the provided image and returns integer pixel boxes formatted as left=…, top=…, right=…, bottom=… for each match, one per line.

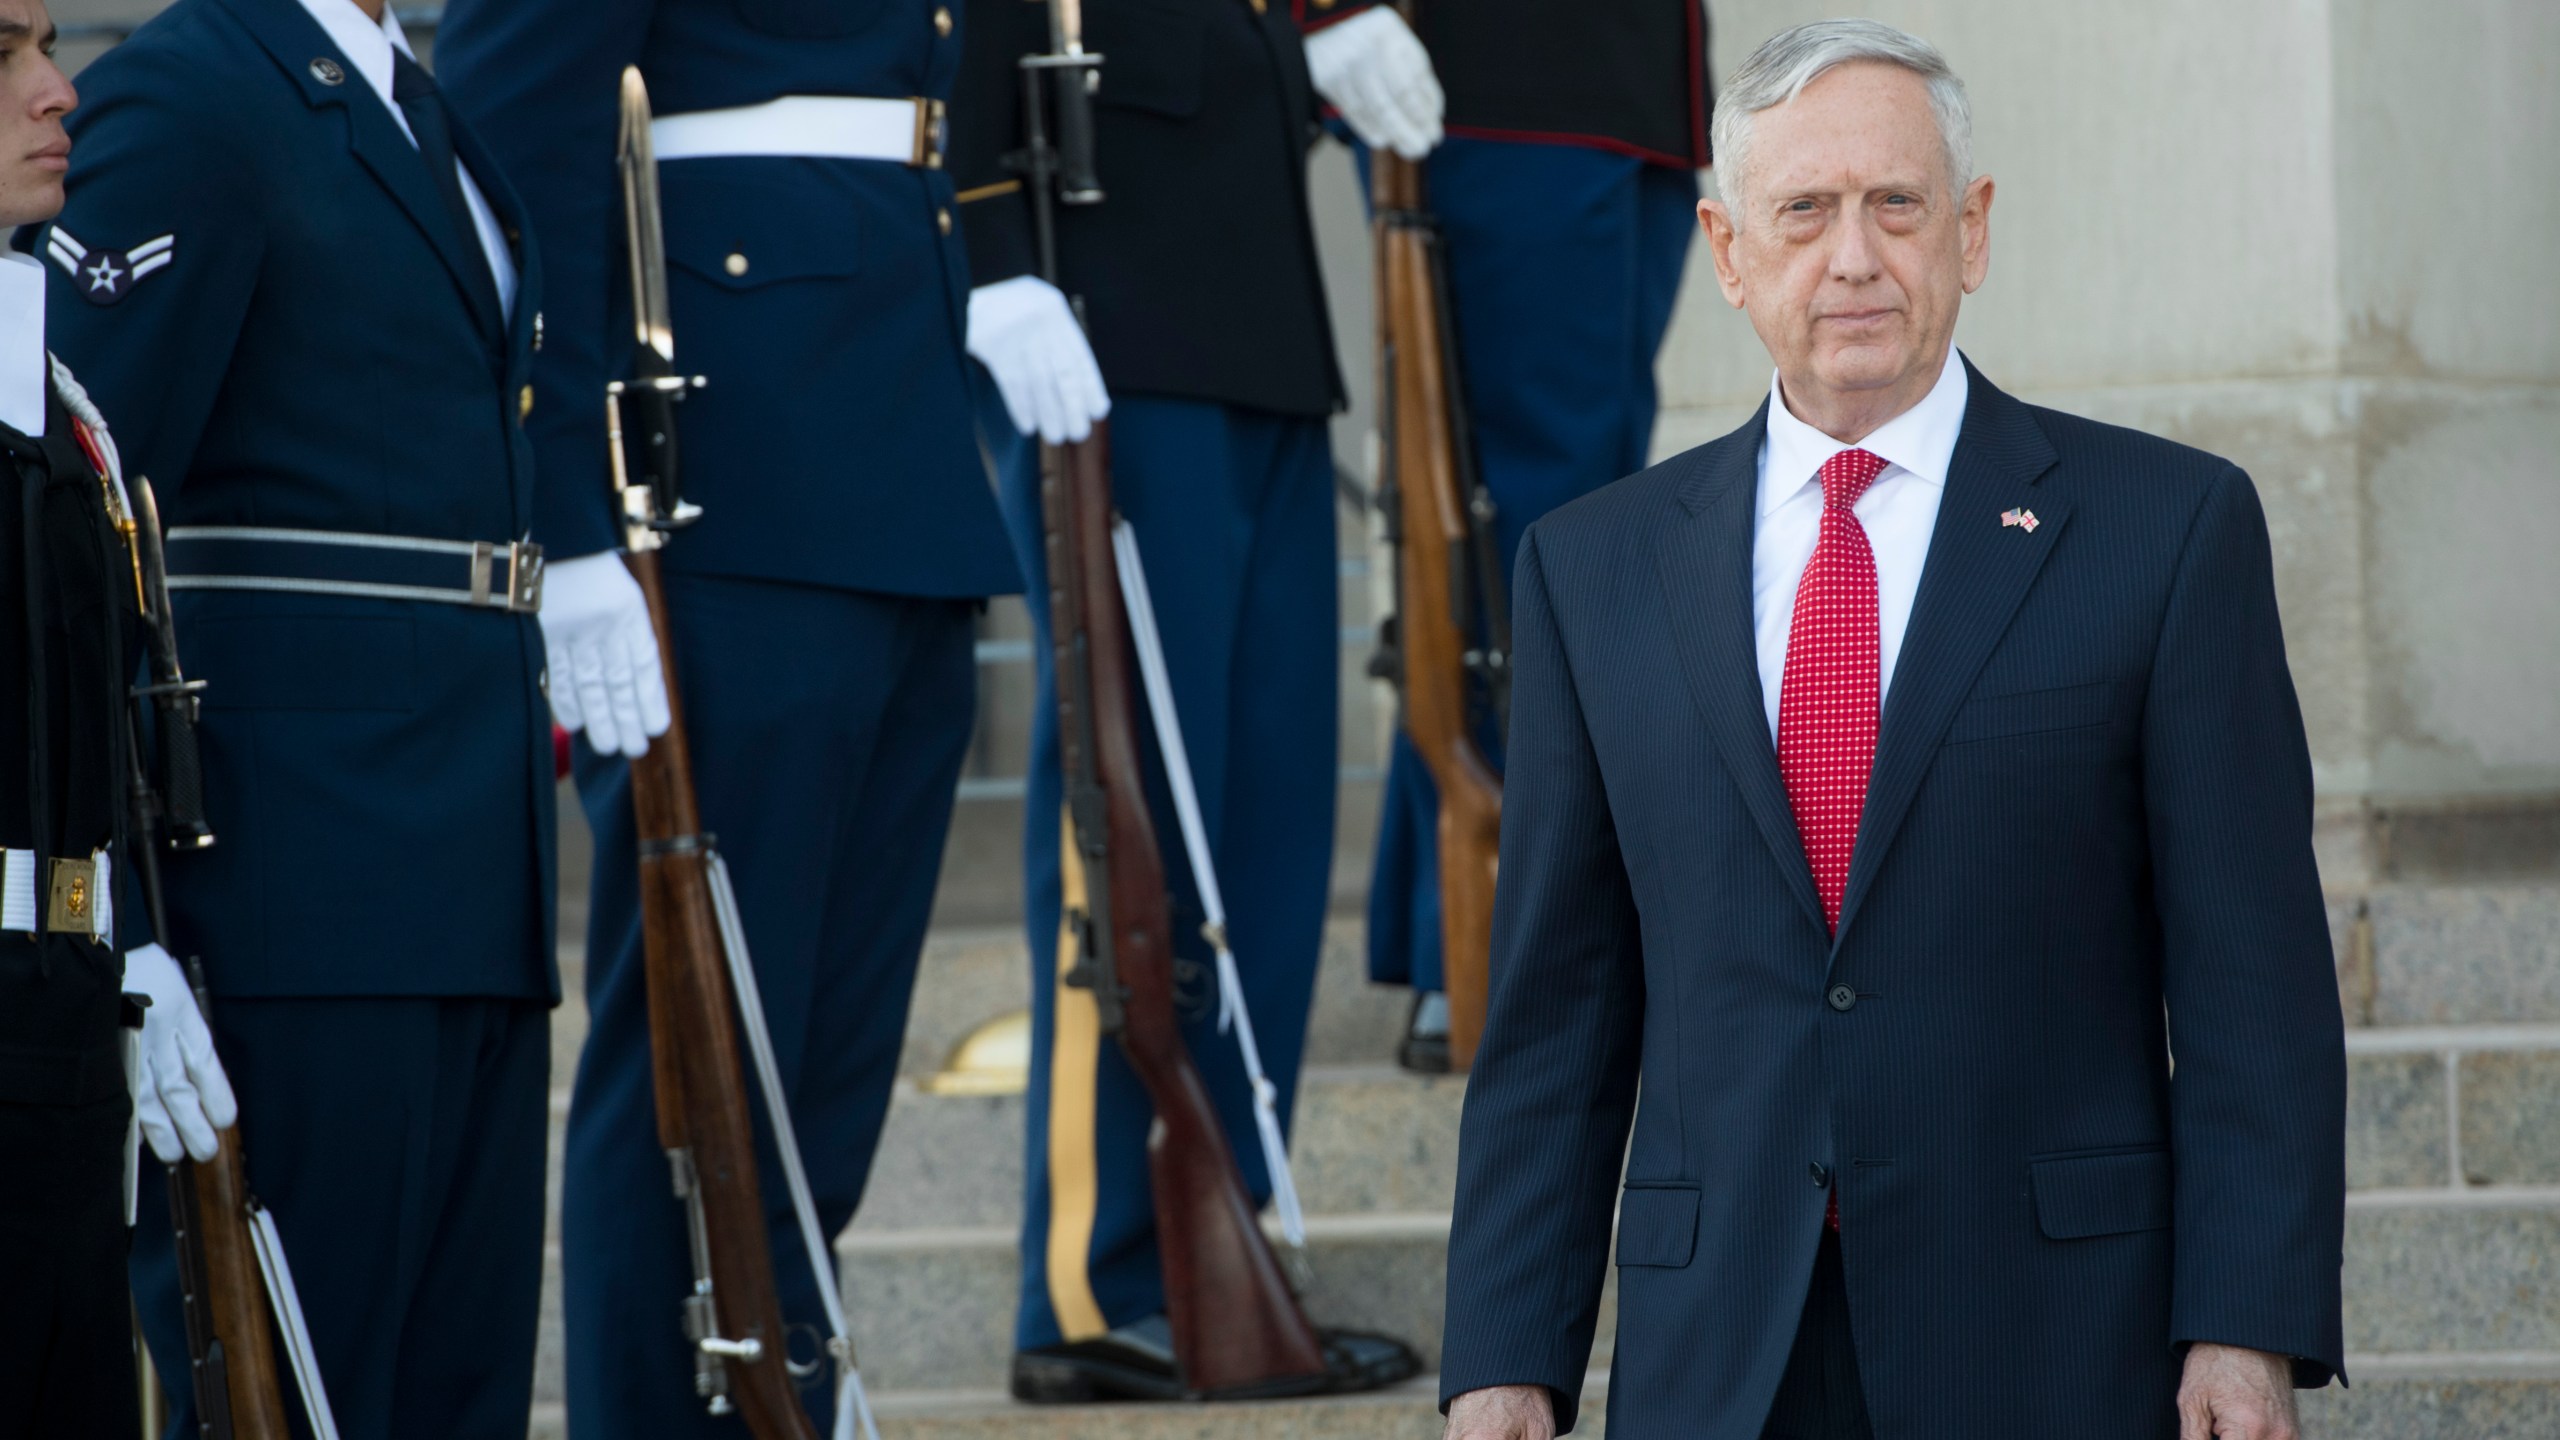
left=1440, top=19, right=2345, bottom=1440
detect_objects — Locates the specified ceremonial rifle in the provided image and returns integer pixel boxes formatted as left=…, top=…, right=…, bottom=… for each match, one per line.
left=117, top=474, right=301, bottom=1440
left=1370, top=5, right=1507, bottom=1071
left=609, top=68, right=876, bottom=1440
left=1012, top=3, right=1330, bottom=1395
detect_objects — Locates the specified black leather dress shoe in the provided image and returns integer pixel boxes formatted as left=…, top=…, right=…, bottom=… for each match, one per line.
left=1397, top=990, right=1452, bottom=1075
left=1010, top=1313, right=1422, bottom=1403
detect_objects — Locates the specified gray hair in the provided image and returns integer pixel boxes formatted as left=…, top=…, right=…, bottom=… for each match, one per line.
left=1711, top=19, right=1973, bottom=220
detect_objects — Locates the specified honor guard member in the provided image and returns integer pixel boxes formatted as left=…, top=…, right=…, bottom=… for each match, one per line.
left=1307, top=0, right=1710, bottom=1069
left=951, top=0, right=1427, bottom=1401
left=0, top=8, right=232, bottom=1429
left=433, top=0, right=1020, bottom=1433
left=40, top=0, right=576, bottom=1431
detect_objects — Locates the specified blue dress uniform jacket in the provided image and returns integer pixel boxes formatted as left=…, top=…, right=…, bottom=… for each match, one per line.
left=1439, top=365, right=2348, bottom=1436
left=433, top=0, right=1019, bottom=597
left=37, top=0, right=557, bottom=1002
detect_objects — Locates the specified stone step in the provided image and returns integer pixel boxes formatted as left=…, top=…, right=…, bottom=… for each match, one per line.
left=525, top=1359, right=2560, bottom=1439
left=2364, top=884, right=2560, bottom=1025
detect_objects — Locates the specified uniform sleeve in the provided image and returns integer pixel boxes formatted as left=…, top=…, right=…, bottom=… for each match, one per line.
left=434, top=0, right=655, bottom=562
left=39, top=49, right=263, bottom=509
left=1295, top=0, right=1388, bottom=33
left=2148, top=466, right=2348, bottom=1386
left=945, top=0, right=1049, bottom=289
left=1437, top=529, right=1644, bottom=1433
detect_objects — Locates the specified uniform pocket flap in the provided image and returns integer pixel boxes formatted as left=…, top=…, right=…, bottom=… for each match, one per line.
left=1946, top=680, right=2116, bottom=744
left=1615, top=1184, right=1699, bottom=1267
left=661, top=163, right=862, bottom=289
left=2032, top=1148, right=2172, bottom=1239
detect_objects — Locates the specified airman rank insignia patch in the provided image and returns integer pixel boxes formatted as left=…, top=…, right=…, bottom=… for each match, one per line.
left=45, top=227, right=175, bottom=306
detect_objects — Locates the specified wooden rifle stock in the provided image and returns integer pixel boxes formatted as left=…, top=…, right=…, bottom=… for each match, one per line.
left=1374, top=147, right=1504, bottom=1071
left=167, top=1128, right=290, bottom=1440
left=1043, top=426, right=1329, bottom=1396
left=622, top=549, right=818, bottom=1440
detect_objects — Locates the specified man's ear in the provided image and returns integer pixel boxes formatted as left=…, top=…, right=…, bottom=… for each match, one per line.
left=1699, top=193, right=1747, bottom=309
left=1959, top=174, right=1995, bottom=295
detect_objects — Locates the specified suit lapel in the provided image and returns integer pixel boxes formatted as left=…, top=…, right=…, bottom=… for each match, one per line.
left=451, top=116, right=536, bottom=363
left=216, top=0, right=504, bottom=348
left=1831, top=364, right=2065, bottom=954
left=1653, top=402, right=1830, bottom=938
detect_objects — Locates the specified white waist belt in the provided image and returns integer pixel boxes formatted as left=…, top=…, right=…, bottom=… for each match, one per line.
left=651, top=95, right=947, bottom=168
left=2, top=847, right=113, bottom=943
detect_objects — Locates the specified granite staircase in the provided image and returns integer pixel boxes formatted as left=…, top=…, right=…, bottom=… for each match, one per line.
left=524, top=807, right=2560, bottom=1438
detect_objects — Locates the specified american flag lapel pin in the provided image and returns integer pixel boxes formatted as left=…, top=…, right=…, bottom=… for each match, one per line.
left=2001, top=507, right=2040, bottom=533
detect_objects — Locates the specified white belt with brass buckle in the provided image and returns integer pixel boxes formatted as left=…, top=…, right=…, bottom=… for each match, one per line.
left=2, top=847, right=113, bottom=942
left=651, top=95, right=948, bottom=169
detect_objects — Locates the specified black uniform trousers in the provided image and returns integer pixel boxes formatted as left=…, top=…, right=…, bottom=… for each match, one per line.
left=1761, top=1232, right=1875, bottom=1440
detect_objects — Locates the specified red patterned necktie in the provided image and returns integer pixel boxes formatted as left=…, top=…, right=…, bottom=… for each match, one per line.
left=1777, top=449, right=1883, bottom=1231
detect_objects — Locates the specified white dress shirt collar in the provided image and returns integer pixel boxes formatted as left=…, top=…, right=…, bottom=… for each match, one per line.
left=294, top=0, right=413, bottom=134
left=0, top=252, right=49, bottom=439
left=1758, top=344, right=1971, bottom=519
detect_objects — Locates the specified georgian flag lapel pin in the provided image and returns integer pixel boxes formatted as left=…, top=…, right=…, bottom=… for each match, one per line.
left=2001, top=506, right=2040, bottom=533
left=46, top=227, right=175, bottom=307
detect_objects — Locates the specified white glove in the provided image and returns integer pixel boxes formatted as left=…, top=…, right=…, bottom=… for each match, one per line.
left=1305, top=8, right=1444, bottom=161
left=124, top=942, right=239, bottom=1165
left=539, top=551, right=670, bottom=759
left=967, top=275, right=1110, bottom=446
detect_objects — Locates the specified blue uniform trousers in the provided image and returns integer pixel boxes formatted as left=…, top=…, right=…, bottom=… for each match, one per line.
left=1366, top=137, right=1697, bottom=991
left=563, top=575, right=977, bottom=1438
left=986, top=393, right=1339, bottom=1350
left=133, top=997, right=550, bottom=1440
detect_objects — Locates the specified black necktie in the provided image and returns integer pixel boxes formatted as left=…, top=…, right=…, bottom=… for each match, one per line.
left=390, top=52, right=502, bottom=340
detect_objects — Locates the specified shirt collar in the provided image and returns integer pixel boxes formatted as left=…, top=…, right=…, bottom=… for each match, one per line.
left=293, top=0, right=416, bottom=125
left=0, top=252, right=48, bottom=439
left=1759, top=344, right=1972, bottom=518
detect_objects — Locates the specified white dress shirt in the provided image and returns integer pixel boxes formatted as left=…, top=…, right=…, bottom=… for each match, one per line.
left=1750, top=345, right=1970, bottom=743
left=0, top=252, right=48, bottom=438
left=295, top=0, right=517, bottom=319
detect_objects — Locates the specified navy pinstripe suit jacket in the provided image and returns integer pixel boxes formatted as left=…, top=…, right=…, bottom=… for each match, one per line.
left=1440, top=360, right=2347, bottom=1437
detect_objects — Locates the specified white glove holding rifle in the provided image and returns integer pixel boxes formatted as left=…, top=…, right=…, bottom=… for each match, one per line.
left=124, top=942, right=238, bottom=1164
left=1306, top=8, right=1444, bottom=161
left=540, top=552, right=670, bottom=759
left=969, top=275, right=1110, bottom=446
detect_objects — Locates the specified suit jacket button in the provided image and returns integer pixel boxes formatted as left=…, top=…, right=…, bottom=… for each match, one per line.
left=1809, top=1161, right=1831, bottom=1188
left=1827, top=983, right=1858, bottom=1012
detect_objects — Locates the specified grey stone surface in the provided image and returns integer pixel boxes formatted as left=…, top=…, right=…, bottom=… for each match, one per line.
left=2368, top=885, right=2560, bottom=1025
left=2347, top=1052, right=2449, bottom=1191
left=2302, top=1373, right=2560, bottom=1440
left=2459, top=1050, right=2560, bottom=1187
left=2342, top=1205, right=2560, bottom=1353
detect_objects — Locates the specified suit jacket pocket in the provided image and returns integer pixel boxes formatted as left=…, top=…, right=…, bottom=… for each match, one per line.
left=2032, top=1147, right=2172, bottom=1239
left=1945, top=680, right=2116, bottom=745
left=1615, top=1183, right=1699, bottom=1267
left=662, top=163, right=862, bottom=290
left=1087, top=0, right=1208, bottom=119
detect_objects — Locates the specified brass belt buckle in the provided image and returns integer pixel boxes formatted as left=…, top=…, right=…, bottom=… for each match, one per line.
left=47, top=857, right=99, bottom=940
left=912, top=97, right=947, bottom=170
left=469, top=540, right=546, bottom=614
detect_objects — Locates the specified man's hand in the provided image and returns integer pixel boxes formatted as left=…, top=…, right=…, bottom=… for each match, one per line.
left=539, top=552, right=670, bottom=759
left=967, top=275, right=1110, bottom=445
left=1445, top=1384, right=1555, bottom=1440
left=1304, top=8, right=1444, bottom=161
left=2178, top=1343, right=2299, bottom=1440
left=123, top=943, right=239, bottom=1164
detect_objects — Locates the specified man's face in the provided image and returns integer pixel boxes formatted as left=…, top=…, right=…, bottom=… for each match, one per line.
left=0, top=0, right=73, bottom=230
left=1703, top=62, right=1991, bottom=417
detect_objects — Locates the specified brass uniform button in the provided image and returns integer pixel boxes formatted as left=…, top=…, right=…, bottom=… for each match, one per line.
left=724, top=252, right=750, bottom=277
left=933, top=6, right=952, bottom=37
left=520, top=385, right=535, bottom=420
left=936, top=207, right=952, bottom=236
